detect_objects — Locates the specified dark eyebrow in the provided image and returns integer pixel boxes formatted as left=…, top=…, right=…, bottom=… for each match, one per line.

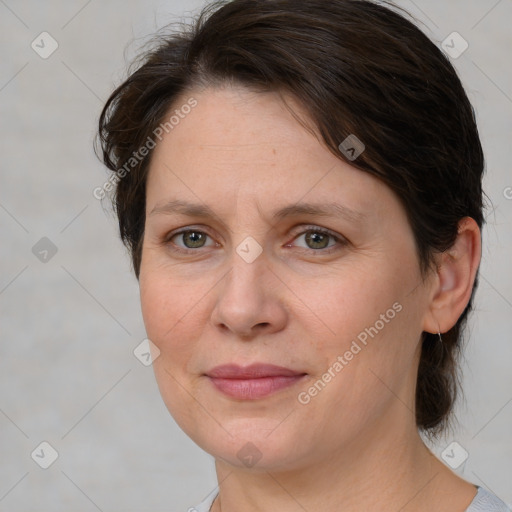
left=149, top=199, right=365, bottom=223
left=272, top=202, right=365, bottom=223
left=150, top=199, right=216, bottom=218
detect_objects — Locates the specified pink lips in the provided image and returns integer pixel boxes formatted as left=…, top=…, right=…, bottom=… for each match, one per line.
left=206, top=363, right=307, bottom=400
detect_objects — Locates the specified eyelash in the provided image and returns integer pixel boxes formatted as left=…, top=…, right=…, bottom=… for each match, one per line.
left=164, top=225, right=348, bottom=255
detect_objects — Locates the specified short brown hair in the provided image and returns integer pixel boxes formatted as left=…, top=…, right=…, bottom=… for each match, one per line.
left=96, top=0, right=485, bottom=436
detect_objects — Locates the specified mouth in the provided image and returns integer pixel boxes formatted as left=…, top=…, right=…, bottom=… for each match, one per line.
left=205, top=363, right=308, bottom=400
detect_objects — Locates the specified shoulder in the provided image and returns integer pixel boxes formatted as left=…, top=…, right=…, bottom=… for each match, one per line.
left=187, top=490, right=218, bottom=512
left=465, top=486, right=511, bottom=512
left=186, top=487, right=511, bottom=512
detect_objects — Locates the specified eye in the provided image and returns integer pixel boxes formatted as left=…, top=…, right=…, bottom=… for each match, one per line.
left=167, top=229, right=217, bottom=252
left=289, top=227, right=347, bottom=252
left=165, top=226, right=347, bottom=255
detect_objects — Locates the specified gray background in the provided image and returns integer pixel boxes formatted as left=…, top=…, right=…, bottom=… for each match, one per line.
left=0, top=0, right=511, bottom=511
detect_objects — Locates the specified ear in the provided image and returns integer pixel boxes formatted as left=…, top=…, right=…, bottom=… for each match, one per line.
left=422, top=217, right=482, bottom=334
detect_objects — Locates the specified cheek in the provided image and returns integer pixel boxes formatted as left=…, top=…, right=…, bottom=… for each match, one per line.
left=139, top=269, right=199, bottom=358
left=300, top=261, right=423, bottom=397
left=302, top=264, right=404, bottom=345
left=139, top=274, right=169, bottom=346
left=294, top=296, right=420, bottom=445
left=139, top=270, right=204, bottom=416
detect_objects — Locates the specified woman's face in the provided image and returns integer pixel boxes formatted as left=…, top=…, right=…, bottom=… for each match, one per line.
left=139, top=85, right=434, bottom=471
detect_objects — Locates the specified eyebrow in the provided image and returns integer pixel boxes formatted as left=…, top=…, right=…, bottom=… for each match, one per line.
left=149, top=199, right=365, bottom=223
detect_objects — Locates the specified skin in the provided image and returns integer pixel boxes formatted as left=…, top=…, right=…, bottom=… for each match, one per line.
left=139, top=84, right=481, bottom=511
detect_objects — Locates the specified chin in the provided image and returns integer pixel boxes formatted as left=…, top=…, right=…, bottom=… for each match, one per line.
left=184, top=416, right=314, bottom=471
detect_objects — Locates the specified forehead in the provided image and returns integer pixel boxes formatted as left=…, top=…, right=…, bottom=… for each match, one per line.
left=145, top=85, right=396, bottom=223
left=160, top=85, right=321, bottom=161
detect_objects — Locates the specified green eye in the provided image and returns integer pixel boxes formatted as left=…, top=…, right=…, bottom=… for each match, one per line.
left=291, top=227, right=346, bottom=252
left=166, top=226, right=347, bottom=255
left=302, top=231, right=333, bottom=250
left=179, top=231, right=209, bottom=248
left=168, top=230, right=215, bottom=251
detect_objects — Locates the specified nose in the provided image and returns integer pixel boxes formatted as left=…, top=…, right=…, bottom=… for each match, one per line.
left=210, top=249, right=288, bottom=339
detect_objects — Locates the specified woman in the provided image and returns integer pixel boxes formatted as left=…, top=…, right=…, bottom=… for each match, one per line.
left=96, top=1, right=510, bottom=510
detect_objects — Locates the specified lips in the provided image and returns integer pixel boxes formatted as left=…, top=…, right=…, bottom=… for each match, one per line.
left=205, top=363, right=307, bottom=400
left=206, top=363, right=306, bottom=379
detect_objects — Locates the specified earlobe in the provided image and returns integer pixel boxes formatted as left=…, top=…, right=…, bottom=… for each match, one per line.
left=423, top=217, right=482, bottom=334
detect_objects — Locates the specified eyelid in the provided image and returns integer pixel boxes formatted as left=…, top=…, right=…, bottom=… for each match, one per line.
left=287, top=225, right=348, bottom=251
left=165, top=224, right=348, bottom=254
left=165, top=226, right=218, bottom=253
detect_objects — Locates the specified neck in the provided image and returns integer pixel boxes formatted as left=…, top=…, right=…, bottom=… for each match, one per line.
left=210, top=412, right=475, bottom=512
